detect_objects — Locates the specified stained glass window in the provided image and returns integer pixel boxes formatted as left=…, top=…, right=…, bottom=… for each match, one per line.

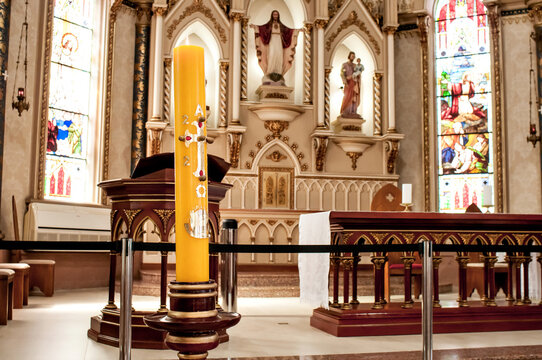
left=435, top=0, right=494, bottom=213
left=45, top=0, right=94, bottom=201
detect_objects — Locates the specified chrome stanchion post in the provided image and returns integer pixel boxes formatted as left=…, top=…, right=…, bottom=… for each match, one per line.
left=119, top=238, right=133, bottom=360
left=220, top=219, right=238, bottom=313
left=422, top=239, right=433, bottom=360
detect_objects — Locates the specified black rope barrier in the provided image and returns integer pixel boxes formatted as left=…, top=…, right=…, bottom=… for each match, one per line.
left=1, top=240, right=542, bottom=254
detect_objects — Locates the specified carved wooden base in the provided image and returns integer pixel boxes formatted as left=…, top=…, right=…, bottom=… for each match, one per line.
left=311, top=301, right=542, bottom=337
left=144, top=281, right=240, bottom=359
left=87, top=307, right=231, bottom=349
left=88, top=308, right=169, bottom=349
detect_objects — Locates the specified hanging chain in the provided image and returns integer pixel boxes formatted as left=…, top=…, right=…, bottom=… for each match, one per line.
left=11, top=0, right=29, bottom=102
left=530, top=32, right=536, bottom=126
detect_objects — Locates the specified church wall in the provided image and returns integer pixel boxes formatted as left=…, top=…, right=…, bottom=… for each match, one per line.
left=501, top=14, right=542, bottom=214
left=395, top=30, right=424, bottom=211
left=107, top=11, right=137, bottom=181
left=1, top=0, right=44, bottom=241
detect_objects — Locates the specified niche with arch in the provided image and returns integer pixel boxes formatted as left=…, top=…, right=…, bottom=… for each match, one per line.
left=329, top=33, right=376, bottom=135
left=170, top=21, right=222, bottom=128
left=246, top=0, right=306, bottom=104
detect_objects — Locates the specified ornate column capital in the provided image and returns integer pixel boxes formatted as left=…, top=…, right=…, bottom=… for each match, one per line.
left=456, top=256, right=470, bottom=268
left=153, top=6, right=167, bottom=17
left=314, top=18, right=328, bottom=29
left=371, top=256, right=387, bottom=269
left=401, top=256, right=416, bottom=269
left=230, top=11, right=244, bottom=22
left=529, top=5, right=542, bottom=27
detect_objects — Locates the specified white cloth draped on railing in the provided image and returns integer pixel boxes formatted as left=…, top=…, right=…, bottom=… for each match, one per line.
left=298, top=211, right=330, bottom=309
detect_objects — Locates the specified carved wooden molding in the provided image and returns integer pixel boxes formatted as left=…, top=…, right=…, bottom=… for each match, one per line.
left=227, top=132, right=243, bottom=168
left=385, top=139, right=399, bottom=174
left=313, top=136, right=329, bottom=172
left=418, top=14, right=430, bottom=212
left=264, top=121, right=289, bottom=139
left=325, top=11, right=381, bottom=54
left=373, top=72, right=383, bottom=135
left=166, top=0, right=227, bottom=43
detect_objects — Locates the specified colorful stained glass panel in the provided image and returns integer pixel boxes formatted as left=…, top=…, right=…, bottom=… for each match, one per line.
left=54, top=0, right=93, bottom=28
left=435, top=0, right=494, bottom=213
left=49, top=62, right=90, bottom=115
left=439, top=133, right=491, bottom=175
left=52, top=17, right=92, bottom=71
left=47, top=108, right=87, bottom=158
left=44, top=156, right=87, bottom=201
left=439, top=174, right=493, bottom=213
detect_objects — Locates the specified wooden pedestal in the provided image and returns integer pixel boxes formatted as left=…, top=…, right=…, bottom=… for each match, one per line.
left=311, top=301, right=542, bottom=337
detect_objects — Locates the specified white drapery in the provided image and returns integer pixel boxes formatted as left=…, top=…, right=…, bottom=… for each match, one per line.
left=298, top=211, right=331, bottom=309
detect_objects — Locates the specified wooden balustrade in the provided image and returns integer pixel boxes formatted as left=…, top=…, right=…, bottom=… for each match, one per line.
left=310, top=211, right=542, bottom=337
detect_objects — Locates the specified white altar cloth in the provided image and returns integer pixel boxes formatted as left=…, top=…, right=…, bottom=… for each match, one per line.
left=298, top=211, right=331, bottom=309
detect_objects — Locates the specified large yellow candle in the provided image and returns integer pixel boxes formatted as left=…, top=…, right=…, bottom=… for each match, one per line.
left=173, top=45, right=209, bottom=282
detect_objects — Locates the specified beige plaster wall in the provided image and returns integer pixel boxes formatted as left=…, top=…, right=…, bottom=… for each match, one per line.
left=107, top=11, right=136, bottom=181
left=395, top=31, right=424, bottom=211
left=502, top=15, right=542, bottom=214
left=1, top=0, right=44, bottom=240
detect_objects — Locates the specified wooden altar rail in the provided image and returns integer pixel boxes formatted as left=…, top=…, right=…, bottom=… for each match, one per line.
left=324, top=211, right=542, bottom=310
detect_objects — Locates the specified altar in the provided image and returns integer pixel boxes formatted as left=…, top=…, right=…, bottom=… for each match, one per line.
left=301, top=211, right=542, bottom=336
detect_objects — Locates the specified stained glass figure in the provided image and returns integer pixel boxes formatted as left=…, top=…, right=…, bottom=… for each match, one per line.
left=435, top=0, right=494, bottom=212
left=45, top=0, right=94, bottom=201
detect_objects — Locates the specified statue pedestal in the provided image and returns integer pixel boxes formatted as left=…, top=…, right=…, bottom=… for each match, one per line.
left=331, top=135, right=376, bottom=170
left=333, top=116, right=366, bottom=133
left=248, top=103, right=305, bottom=123
left=256, top=85, right=294, bottom=102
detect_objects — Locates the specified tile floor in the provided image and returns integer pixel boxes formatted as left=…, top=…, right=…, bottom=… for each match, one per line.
left=0, top=288, right=541, bottom=359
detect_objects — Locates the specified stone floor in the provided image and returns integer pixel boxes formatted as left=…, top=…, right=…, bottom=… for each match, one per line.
left=0, top=288, right=541, bottom=359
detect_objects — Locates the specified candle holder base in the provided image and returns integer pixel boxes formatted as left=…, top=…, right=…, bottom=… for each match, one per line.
left=400, top=203, right=412, bottom=212
left=144, top=281, right=240, bottom=360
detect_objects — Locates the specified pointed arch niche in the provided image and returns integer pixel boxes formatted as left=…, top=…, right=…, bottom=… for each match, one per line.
left=170, top=21, right=222, bottom=128
left=329, top=33, right=376, bottom=135
left=246, top=0, right=306, bottom=104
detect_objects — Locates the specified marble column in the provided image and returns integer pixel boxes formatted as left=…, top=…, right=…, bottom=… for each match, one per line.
left=230, top=11, right=243, bottom=124
left=131, top=21, right=151, bottom=171
left=146, top=5, right=167, bottom=156
left=315, top=19, right=327, bottom=128
left=385, top=28, right=397, bottom=132
left=383, top=0, right=398, bottom=133
left=0, top=0, right=11, bottom=233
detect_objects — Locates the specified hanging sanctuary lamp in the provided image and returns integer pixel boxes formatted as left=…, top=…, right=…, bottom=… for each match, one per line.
left=12, top=0, right=30, bottom=116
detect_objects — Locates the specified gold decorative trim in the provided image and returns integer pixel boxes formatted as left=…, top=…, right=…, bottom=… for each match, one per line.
left=37, top=0, right=55, bottom=199
left=324, top=67, right=332, bottom=129
left=169, top=282, right=217, bottom=290
left=163, top=57, right=172, bottom=124
left=227, top=132, right=243, bottom=169
left=101, top=0, right=124, bottom=204
left=487, top=4, right=504, bottom=213
left=314, top=19, right=328, bottom=29
left=123, top=209, right=142, bottom=230
left=177, top=353, right=209, bottom=360
left=303, top=22, right=313, bottom=105
left=266, top=150, right=287, bottom=162
left=166, top=0, right=227, bottom=43
left=264, top=120, right=289, bottom=139
left=325, top=11, right=381, bottom=54
left=240, top=17, right=249, bottom=101
left=166, top=333, right=218, bottom=344
left=153, top=209, right=174, bottom=229
left=385, top=139, right=399, bottom=174
left=313, top=136, right=329, bottom=172
left=169, top=291, right=218, bottom=298
left=168, top=309, right=218, bottom=319
left=257, top=167, right=295, bottom=209
left=373, top=72, right=382, bottom=135
left=218, top=60, right=229, bottom=128
left=246, top=136, right=308, bottom=171
left=346, top=152, right=362, bottom=170
left=418, top=15, right=431, bottom=212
